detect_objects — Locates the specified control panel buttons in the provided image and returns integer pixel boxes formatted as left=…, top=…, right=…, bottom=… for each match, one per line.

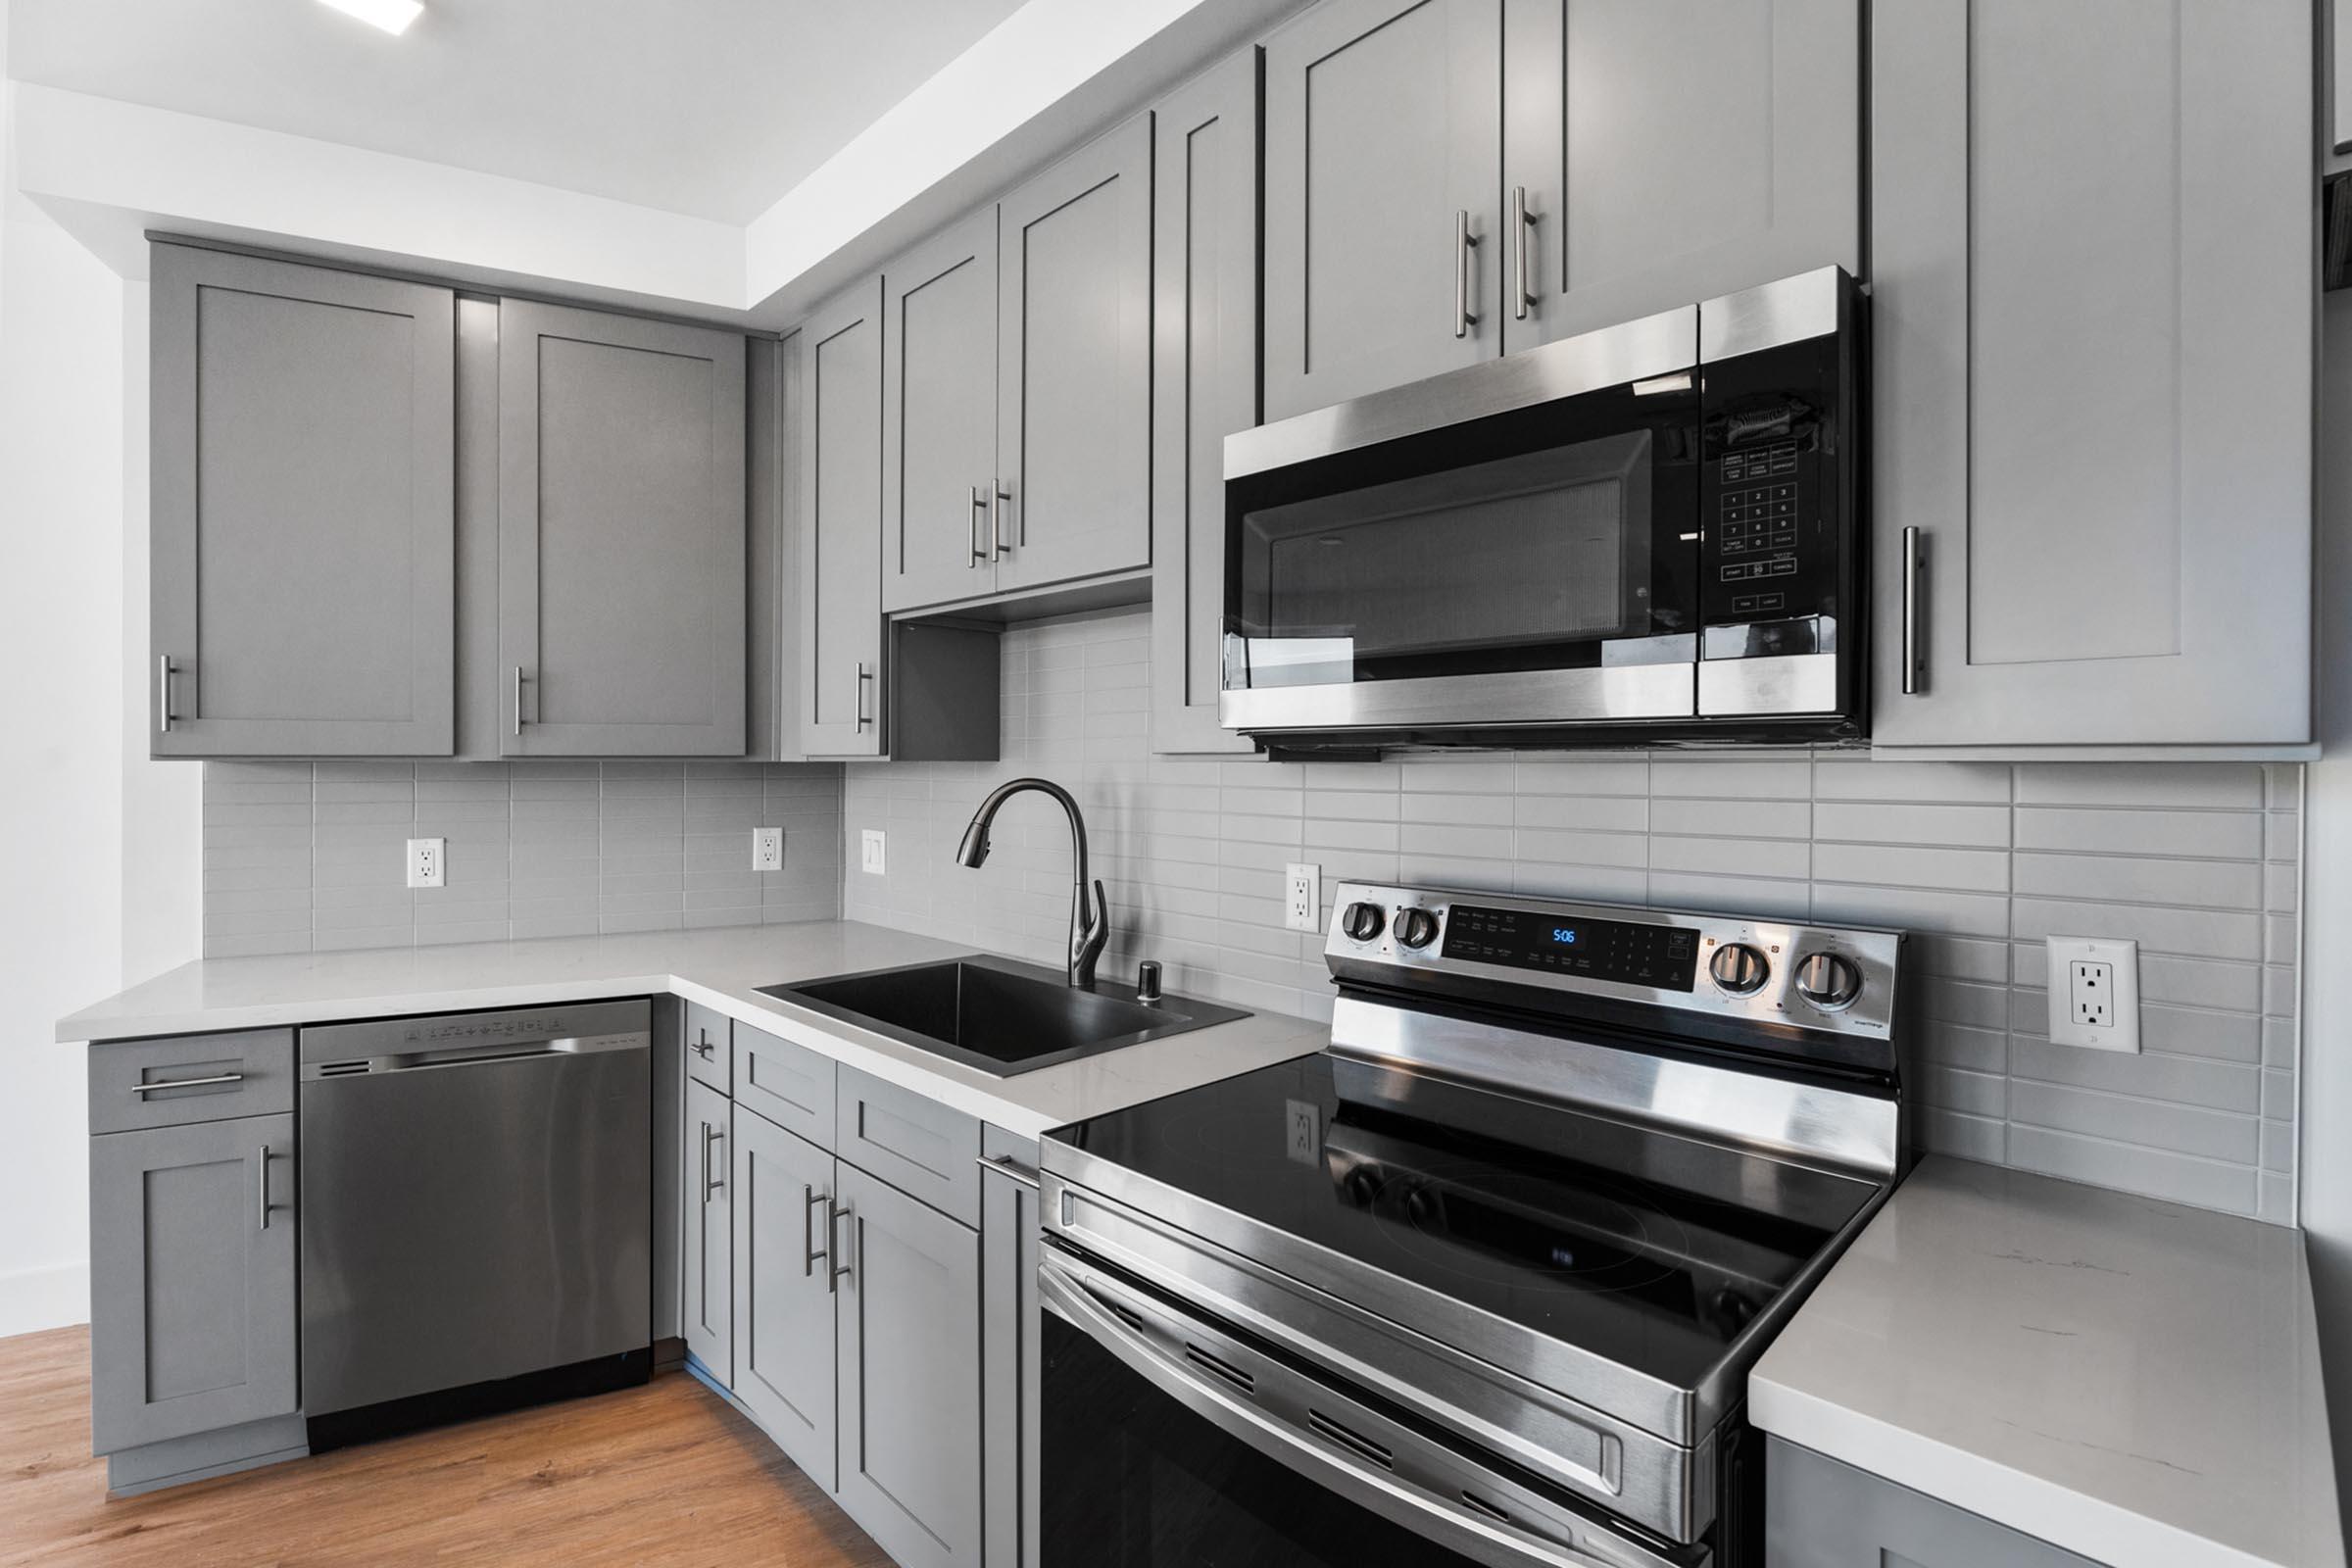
left=1395, top=907, right=1440, bottom=950
left=1793, top=951, right=1863, bottom=1011
left=1341, top=902, right=1387, bottom=944
left=1709, top=943, right=1770, bottom=997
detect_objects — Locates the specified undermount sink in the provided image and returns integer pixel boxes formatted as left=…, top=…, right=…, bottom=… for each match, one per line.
left=760, top=955, right=1250, bottom=1078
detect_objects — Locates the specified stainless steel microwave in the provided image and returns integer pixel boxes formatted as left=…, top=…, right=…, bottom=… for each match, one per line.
left=1220, top=268, right=1863, bottom=752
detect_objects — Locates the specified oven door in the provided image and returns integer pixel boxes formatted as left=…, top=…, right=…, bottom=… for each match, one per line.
left=1221, top=308, right=1701, bottom=738
left=1039, top=1246, right=1699, bottom=1568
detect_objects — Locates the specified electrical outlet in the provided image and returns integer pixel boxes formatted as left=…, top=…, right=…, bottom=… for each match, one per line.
left=1285, top=1099, right=1321, bottom=1165
left=1284, top=862, right=1321, bottom=933
left=751, top=827, right=783, bottom=872
left=2045, top=936, right=2139, bottom=1053
left=406, top=837, right=445, bottom=890
left=860, top=828, right=887, bottom=875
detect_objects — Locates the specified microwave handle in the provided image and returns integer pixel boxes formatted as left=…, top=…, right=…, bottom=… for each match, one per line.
left=1901, top=526, right=1925, bottom=695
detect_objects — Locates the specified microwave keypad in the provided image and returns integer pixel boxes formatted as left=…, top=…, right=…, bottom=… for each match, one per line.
left=1708, top=438, right=1826, bottom=622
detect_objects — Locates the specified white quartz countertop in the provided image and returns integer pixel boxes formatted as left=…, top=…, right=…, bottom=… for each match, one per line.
left=1751, top=1155, right=2343, bottom=1568
left=53, top=922, right=1329, bottom=1142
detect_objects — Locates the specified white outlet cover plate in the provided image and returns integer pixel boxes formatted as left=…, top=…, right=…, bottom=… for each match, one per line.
left=2045, top=935, right=2140, bottom=1053
left=406, top=837, right=445, bottom=890
left=860, top=828, right=887, bottom=875
left=1284, top=862, right=1321, bottom=933
left=752, top=827, right=783, bottom=871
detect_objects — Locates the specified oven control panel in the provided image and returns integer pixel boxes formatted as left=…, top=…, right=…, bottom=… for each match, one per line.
left=1442, top=904, right=1698, bottom=992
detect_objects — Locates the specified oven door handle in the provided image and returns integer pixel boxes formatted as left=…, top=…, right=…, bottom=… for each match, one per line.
left=1038, top=1258, right=1670, bottom=1568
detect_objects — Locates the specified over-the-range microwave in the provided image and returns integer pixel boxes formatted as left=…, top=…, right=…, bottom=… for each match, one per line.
left=1220, top=267, right=1864, bottom=754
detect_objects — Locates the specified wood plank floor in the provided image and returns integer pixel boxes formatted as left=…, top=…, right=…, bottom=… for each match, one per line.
left=0, top=1327, right=895, bottom=1567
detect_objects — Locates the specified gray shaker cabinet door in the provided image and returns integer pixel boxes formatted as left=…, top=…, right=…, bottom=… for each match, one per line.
left=683, top=1077, right=733, bottom=1384
left=883, top=208, right=1001, bottom=612
left=835, top=1160, right=983, bottom=1568
left=151, top=243, right=454, bottom=758
left=1765, top=1439, right=2099, bottom=1567
left=1870, top=0, right=2312, bottom=748
left=980, top=1152, right=1041, bottom=1568
left=89, top=1113, right=298, bottom=1454
left=994, top=113, right=1154, bottom=593
left=1150, top=49, right=1261, bottom=756
left=797, top=277, right=889, bottom=757
left=1499, top=0, right=1858, bottom=355
left=498, top=300, right=747, bottom=756
left=1262, top=0, right=1502, bottom=421
left=730, top=1106, right=838, bottom=1490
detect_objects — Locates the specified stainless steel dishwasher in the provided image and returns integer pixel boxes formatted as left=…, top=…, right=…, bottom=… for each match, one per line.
left=299, top=1000, right=653, bottom=1445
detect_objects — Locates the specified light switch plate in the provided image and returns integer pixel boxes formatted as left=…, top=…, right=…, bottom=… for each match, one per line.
left=406, top=837, right=445, bottom=890
left=752, top=827, right=783, bottom=871
left=860, top=829, right=887, bottom=875
left=1284, top=862, right=1321, bottom=933
left=2045, top=935, right=2139, bottom=1052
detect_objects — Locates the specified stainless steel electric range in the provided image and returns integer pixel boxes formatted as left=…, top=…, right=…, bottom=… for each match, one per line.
left=1037, top=882, right=1909, bottom=1568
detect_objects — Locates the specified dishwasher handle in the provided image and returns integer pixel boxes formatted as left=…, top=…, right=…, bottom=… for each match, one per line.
left=300, top=1029, right=651, bottom=1080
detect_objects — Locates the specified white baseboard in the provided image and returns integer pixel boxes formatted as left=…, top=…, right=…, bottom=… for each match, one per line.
left=0, top=1260, right=90, bottom=1338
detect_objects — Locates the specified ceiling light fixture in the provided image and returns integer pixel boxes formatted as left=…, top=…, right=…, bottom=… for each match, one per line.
left=318, top=0, right=424, bottom=35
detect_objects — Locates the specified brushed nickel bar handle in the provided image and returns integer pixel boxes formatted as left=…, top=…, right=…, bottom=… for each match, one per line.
left=158, top=655, right=175, bottom=735
left=971, top=485, right=989, bottom=565
left=803, top=1185, right=829, bottom=1277
left=976, top=1152, right=1040, bottom=1191
left=1511, top=186, right=1535, bottom=319
left=704, top=1122, right=724, bottom=1197
left=993, top=479, right=1013, bottom=558
left=131, top=1073, right=245, bottom=1095
left=855, top=662, right=873, bottom=730
left=257, top=1146, right=271, bottom=1231
left=828, top=1202, right=854, bottom=1292
left=1901, top=526, right=1925, bottom=696
left=1454, top=210, right=1480, bottom=338
left=512, top=665, right=525, bottom=736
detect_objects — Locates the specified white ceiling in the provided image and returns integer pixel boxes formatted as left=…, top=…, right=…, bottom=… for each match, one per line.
left=5, top=0, right=1030, bottom=223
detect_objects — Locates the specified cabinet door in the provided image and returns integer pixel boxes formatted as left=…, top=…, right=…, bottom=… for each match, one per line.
left=836, top=1161, right=983, bottom=1568
left=731, top=1108, right=838, bottom=1489
left=498, top=300, right=747, bottom=756
left=683, top=1077, right=733, bottom=1383
left=1500, top=0, right=1858, bottom=355
left=798, top=278, right=889, bottom=756
left=151, top=244, right=453, bottom=758
left=994, top=115, right=1154, bottom=592
left=884, top=209, right=1000, bottom=612
left=1151, top=49, right=1262, bottom=756
left=89, top=1113, right=298, bottom=1453
left=1263, top=0, right=1502, bottom=420
left=980, top=1147, right=1041, bottom=1568
left=1765, top=1439, right=2099, bottom=1567
left=1870, top=0, right=2311, bottom=748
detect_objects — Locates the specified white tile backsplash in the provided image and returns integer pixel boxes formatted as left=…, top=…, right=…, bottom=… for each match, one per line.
left=843, top=608, right=2303, bottom=1224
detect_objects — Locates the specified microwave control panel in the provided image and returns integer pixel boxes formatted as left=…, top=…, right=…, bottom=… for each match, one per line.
left=1699, top=331, right=1847, bottom=641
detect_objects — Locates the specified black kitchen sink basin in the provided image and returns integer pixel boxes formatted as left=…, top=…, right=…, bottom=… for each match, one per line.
left=759, top=955, right=1250, bottom=1078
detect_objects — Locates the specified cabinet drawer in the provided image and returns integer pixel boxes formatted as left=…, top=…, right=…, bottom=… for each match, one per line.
left=735, top=1020, right=834, bottom=1151
left=836, top=1065, right=981, bottom=1227
left=1765, top=1438, right=2099, bottom=1567
left=89, top=1030, right=295, bottom=1135
left=685, top=1002, right=731, bottom=1095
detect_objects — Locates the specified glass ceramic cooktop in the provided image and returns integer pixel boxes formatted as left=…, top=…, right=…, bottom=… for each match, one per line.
left=1050, top=1052, right=1882, bottom=1391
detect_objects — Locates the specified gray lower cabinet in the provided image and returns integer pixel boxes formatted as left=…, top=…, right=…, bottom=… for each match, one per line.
left=89, top=1112, right=299, bottom=1454
left=1870, top=0, right=2313, bottom=749
left=684, top=1076, right=734, bottom=1382
left=1499, top=0, right=1858, bottom=354
left=150, top=243, right=455, bottom=758
left=1149, top=49, right=1261, bottom=756
left=1766, top=1438, right=2097, bottom=1567
left=1262, top=0, right=1502, bottom=421
left=731, top=1105, right=839, bottom=1490
left=884, top=208, right=1002, bottom=612
left=799, top=277, right=889, bottom=756
left=993, top=113, right=1154, bottom=593
left=498, top=299, right=748, bottom=756
left=836, top=1159, right=985, bottom=1568
left=980, top=1136, right=1042, bottom=1568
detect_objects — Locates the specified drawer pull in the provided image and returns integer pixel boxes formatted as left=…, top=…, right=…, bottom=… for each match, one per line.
left=976, top=1152, right=1040, bottom=1190
left=130, top=1072, right=245, bottom=1096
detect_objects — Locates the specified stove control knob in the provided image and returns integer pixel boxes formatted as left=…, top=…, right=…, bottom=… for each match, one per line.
left=1395, top=907, right=1440, bottom=950
left=1709, top=942, right=1770, bottom=997
left=1342, top=902, right=1387, bottom=943
left=1794, top=952, right=1863, bottom=1012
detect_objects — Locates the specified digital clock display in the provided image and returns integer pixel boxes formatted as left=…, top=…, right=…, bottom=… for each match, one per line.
left=1443, top=906, right=1698, bottom=991
left=1550, top=928, right=1579, bottom=945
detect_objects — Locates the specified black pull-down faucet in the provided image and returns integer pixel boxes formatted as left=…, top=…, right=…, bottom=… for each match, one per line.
left=954, top=777, right=1108, bottom=990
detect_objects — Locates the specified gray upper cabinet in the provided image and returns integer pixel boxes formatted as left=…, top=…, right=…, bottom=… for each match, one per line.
left=730, top=1106, right=839, bottom=1491
left=799, top=277, right=889, bottom=756
left=1499, top=0, right=1858, bottom=354
left=1871, top=0, right=2313, bottom=750
left=884, top=208, right=1001, bottom=612
left=835, top=1160, right=984, bottom=1568
left=89, top=1113, right=299, bottom=1453
left=151, top=244, right=454, bottom=758
left=684, top=1076, right=733, bottom=1383
left=498, top=300, right=748, bottom=756
left=1151, top=50, right=1261, bottom=756
left=994, top=114, right=1155, bottom=593
left=1263, top=0, right=1502, bottom=421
